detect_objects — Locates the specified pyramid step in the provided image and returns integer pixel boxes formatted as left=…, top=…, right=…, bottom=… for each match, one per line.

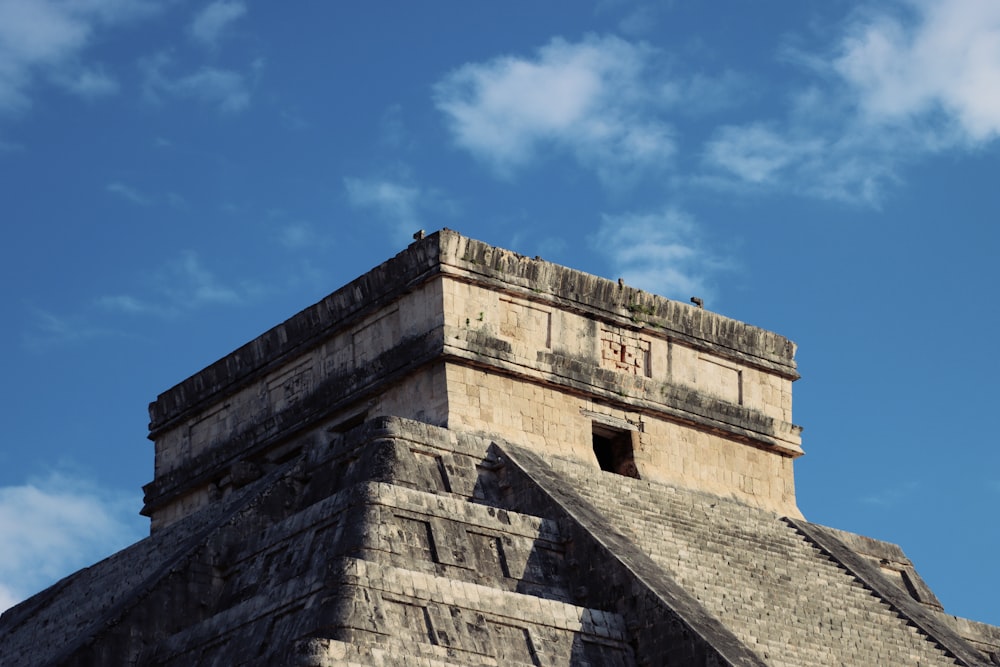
left=331, top=557, right=636, bottom=667
left=498, top=444, right=962, bottom=666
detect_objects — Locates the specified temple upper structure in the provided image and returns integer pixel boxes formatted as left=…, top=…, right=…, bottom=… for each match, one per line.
left=3, top=230, right=997, bottom=666
left=145, top=229, right=802, bottom=531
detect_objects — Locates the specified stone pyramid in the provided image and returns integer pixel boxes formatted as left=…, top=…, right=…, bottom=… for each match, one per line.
left=1, top=230, right=997, bottom=665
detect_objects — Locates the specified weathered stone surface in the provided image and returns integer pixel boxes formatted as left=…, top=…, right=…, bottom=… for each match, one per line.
left=1, top=230, right=996, bottom=666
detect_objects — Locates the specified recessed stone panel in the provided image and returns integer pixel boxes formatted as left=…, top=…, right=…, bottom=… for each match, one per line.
left=265, top=360, right=313, bottom=413
left=500, top=296, right=552, bottom=348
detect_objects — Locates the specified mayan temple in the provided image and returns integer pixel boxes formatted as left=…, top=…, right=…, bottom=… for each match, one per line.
left=1, top=229, right=997, bottom=665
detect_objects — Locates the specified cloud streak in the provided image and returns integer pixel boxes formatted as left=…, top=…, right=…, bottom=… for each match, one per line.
left=591, top=208, right=728, bottom=303
left=106, top=181, right=150, bottom=205
left=702, top=0, right=1000, bottom=204
left=0, top=0, right=156, bottom=114
left=98, top=250, right=252, bottom=318
left=23, top=308, right=120, bottom=349
left=344, top=176, right=457, bottom=246
left=141, top=53, right=252, bottom=113
left=189, top=0, right=246, bottom=47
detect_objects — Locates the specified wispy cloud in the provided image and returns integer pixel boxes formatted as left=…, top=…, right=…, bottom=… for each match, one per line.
left=702, top=0, right=1000, bottom=204
left=141, top=53, right=252, bottom=113
left=276, top=222, right=316, bottom=249
left=590, top=207, right=728, bottom=302
left=860, top=480, right=919, bottom=507
left=189, top=0, right=246, bottom=47
left=26, top=252, right=263, bottom=347
left=0, top=0, right=156, bottom=114
left=171, top=67, right=250, bottom=112
left=703, top=124, right=821, bottom=185
left=344, top=176, right=458, bottom=246
left=23, top=308, right=120, bottom=348
left=0, top=471, right=145, bottom=612
left=94, top=294, right=167, bottom=317
left=53, top=66, right=119, bottom=99
left=98, top=250, right=253, bottom=318
left=106, top=180, right=150, bottom=205
left=434, top=35, right=678, bottom=187
left=344, top=177, right=420, bottom=225
left=615, top=4, right=665, bottom=37
left=378, top=103, right=408, bottom=149
left=169, top=251, right=243, bottom=305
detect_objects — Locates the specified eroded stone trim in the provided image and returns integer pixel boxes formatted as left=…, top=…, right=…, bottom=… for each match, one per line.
left=787, top=518, right=991, bottom=667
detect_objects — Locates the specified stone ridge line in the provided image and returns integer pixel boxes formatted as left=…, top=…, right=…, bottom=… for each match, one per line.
left=786, top=517, right=990, bottom=667
left=492, top=441, right=768, bottom=667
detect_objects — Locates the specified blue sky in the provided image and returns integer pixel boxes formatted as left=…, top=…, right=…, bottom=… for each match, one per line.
left=1, top=0, right=998, bottom=625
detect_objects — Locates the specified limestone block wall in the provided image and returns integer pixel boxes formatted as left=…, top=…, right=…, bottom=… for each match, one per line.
left=145, top=279, right=448, bottom=530
left=441, top=277, right=794, bottom=426
left=144, top=229, right=805, bottom=528
left=444, top=363, right=798, bottom=515
left=153, top=280, right=444, bottom=474
left=440, top=272, right=801, bottom=514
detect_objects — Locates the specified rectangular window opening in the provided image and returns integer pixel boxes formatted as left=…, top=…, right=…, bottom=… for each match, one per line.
left=592, top=423, right=639, bottom=479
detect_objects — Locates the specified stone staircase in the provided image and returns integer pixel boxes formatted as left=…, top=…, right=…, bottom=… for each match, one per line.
left=148, top=417, right=639, bottom=666
left=497, top=442, right=967, bottom=666
left=4, top=416, right=989, bottom=665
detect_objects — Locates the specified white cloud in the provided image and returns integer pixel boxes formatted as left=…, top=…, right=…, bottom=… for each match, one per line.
left=345, top=177, right=421, bottom=225
left=23, top=307, right=119, bottom=348
left=141, top=54, right=251, bottom=113
left=860, top=480, right=919, bottom=507
left=434, top=35, right=677, bottom=186
left=616, top=4, right=663, bottom=37
left=834, top=0, right=1000, bottom=145
left=57, top=66, right=119, bottom=98
left=277, top=222, right=315, bottom=249
left=703, top=124, right=824, bottom=185
left=0, top=0, right=155, bottom=113
left=98, top=250, right=250, bottom=318
left=95, top=294, right=156, bottom=314
left=106, top=181, right=150, bottom=205
left=0, top=472, right=144, bottom=612
left=344, top=176, right=457, bottom=246
left=591, top=208, right=727, bottom=302
left=172, top=67, right=249, bottom=112
left=172, top=251, right=243, bottom=304
left=704, top=0, right=1000, bottom=204
left=189, top=0, right=246, bottom=46
left=700, top=118, right=907, bottom=205
left=378, top=103, right=407, bottom=148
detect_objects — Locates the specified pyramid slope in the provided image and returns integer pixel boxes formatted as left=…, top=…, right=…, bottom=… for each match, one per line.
left=0, top=419, right=640, bottom=665
left=3, top=417, right=994, bottom=665
left=489, top=441, right=991, bottom=666
left=3, top=231, right=997, bottom=665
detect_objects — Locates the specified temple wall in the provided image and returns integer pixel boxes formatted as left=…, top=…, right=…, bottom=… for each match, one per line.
left=146, top=279, right=447, bottom=529
left=145, top=230, right=803, bottom=530
left=444, top=364, right=798, bottom=515
left=441, top=277, right=794, bottom=426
